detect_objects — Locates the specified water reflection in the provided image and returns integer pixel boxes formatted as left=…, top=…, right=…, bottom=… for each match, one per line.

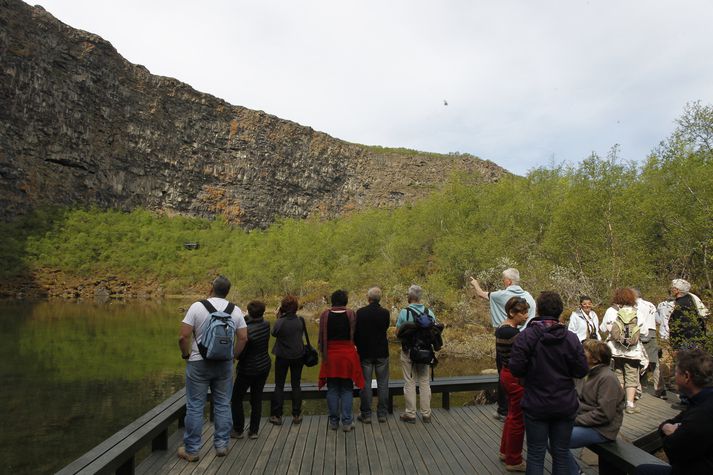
left=0, top=300, right=491, bottom=474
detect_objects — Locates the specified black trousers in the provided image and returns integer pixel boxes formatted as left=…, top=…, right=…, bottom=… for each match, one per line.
left=270, top=356, right=304, bottom=417
left=496, top=359, right=508, bottom=416
left=231, top=370, right=269, bottom=434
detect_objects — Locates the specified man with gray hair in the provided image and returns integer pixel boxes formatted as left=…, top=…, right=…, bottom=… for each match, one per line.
left=396, top=284, right=438, bottom=423
left=470, top=268, right=536, bottom=421
left=354, top=287, right=391, bottom=423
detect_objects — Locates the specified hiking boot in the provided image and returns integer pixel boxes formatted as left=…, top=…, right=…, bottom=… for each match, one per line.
left=343, top=423, right=355, bottom=432
left=215, top=446, right=228, bottom=457
left=269, top=415, right=283, bottom=425
left=399, top=413, right=416, bottom=424
left=292, top=414, right=303, bottom=425
left=422, top=415, right=432, bottom=423
left=231, top=430, right=244, bottom=439
left=248, top=431, right=258, bottom=439
left=377, top=416, right=387, bottom=423
left=505, top=462, right=526, bottom=472
left=357, top=414, right=372, bottom=424
left=177, top=446, right=199, bottom=462
left=625, top=406, right=641, bottom=414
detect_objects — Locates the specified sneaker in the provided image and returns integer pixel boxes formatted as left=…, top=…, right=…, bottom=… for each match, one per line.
left=357, top=414, right=372, bottom=424
left=329, top=422, right=339, bottom=430
left=269, top=415, right=283, bottom=425
left=177, top=446, right=199, bottom=462
left=625, top=406, right=641, bottom=414
left=422, top=415, right=432, bottom=423
left=493, top=412, right=506, bottom=422
left=248, top=432, right=258, bottom=439
left=505, top=462, right=526, bottom=472
left=231, top=430, right=244, bottom=439
left=343, top=423, right=354, bottom=432
left=292, top=414, right=303, bottom=425
left=377, top=416, right=387, bottom=423
left=399, top=413, right=416, bottom=424
left=654, top=390, right=668, bottom=400
left=215, top=446, right=228, bottom=457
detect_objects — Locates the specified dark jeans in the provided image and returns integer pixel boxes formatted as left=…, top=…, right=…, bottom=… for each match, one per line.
left=497, top=359, right=508, bottom=416
left=327, top=377, right=354, bottom=425
left=270, top=356, right=303, bottom=417
left=231, top=370, right=269, bottom=434
left=359, top=357, right=389, bottom=418
left=524, top=412, right=574, bottom=475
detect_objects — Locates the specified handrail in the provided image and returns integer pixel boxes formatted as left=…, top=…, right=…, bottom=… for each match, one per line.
left=57, top=374, right=498, bottom=475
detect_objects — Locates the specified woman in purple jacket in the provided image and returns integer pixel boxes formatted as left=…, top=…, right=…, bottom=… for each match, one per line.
left=509, top=291, right=589, bottom=475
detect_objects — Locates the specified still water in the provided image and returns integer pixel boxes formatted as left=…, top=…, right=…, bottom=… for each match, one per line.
left=0, top=300, right=490, bottom=474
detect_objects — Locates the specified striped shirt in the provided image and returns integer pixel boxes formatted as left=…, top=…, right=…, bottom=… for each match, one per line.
left=495, top=324, right=520, bottom=369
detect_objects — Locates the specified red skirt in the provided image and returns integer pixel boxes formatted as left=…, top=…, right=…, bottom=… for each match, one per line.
left=318, top=340, right=365, bottom=389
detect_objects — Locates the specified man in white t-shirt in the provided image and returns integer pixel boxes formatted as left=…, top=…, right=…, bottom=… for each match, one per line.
left=177, top=276, right=248, bottom=462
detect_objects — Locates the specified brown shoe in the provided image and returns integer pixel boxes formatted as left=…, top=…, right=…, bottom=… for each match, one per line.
left=399, top=413, right=416, bottom=424
left=422, top=415, right=432, bottom=423
left=505, top=462, right=526, bottom=472
left=177, top=446, right=199, bottom=462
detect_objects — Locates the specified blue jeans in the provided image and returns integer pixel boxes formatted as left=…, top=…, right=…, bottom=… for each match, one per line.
left=327, top=378, right=354, bottom=426
left=524, top=413, right=574, bottom=475
left=567, top=426, right=609, bottom=474
left=359, top=357, right=389, bottom=418
left=184, top=360, right=233, bottom=454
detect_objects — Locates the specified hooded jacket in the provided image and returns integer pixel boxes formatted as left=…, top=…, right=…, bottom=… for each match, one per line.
left=509, top=316, right=589, bottom=419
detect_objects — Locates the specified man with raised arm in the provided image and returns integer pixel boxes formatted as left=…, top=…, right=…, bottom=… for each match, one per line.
left=177, top=275, right=248, bottom=462
left=470, top=268, right=536, bottom=421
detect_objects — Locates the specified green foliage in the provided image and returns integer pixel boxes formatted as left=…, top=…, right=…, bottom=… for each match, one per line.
left=2, top=102, right=712, bottom=321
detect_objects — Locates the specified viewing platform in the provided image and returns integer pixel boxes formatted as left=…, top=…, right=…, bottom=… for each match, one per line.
left=58, top=376, right=677, bottom=475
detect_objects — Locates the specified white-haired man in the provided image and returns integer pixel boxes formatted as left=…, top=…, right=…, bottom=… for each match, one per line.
left=668, top=279, right=709, bottom=351
left=355, top=287, right=391, bottom=424
left=470, top=268, right=536, bottom=420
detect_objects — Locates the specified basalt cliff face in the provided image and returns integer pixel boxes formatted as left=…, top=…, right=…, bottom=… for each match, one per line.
left=0, top=0, right=506, bottom=228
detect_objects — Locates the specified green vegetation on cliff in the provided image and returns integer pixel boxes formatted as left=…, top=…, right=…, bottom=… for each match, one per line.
left=2, top=103, right=712, bottom=321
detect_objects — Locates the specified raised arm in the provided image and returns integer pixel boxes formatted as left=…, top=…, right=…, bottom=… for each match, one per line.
left=469, top=277, right=489, bottom=300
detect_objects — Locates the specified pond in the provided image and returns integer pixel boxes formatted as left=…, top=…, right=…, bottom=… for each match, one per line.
left=0, top=300, right=493, bottom=474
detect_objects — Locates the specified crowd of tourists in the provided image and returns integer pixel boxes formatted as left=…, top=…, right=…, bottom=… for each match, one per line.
left=175, top=272, right=712, bottom=474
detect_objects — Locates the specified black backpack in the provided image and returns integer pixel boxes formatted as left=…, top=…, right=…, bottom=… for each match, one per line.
left=406, top=307, right=437, bottom=365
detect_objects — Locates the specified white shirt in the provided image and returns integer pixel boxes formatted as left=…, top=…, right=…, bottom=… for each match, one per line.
left=567, top=309, right=600, bottom=341
left=600, top=305, right=648, bottom=365
left=182, top=297, right=246, bottom=362
left=636, top=298, right=657, bottom=335
left=656, top=300, right=674, bottom=340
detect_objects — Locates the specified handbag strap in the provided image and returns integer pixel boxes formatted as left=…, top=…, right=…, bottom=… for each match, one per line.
left=300, top=317, right=312, bottom=347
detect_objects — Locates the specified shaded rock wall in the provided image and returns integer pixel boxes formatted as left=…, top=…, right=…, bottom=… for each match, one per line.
left=0, top=0, right=506, bottom=228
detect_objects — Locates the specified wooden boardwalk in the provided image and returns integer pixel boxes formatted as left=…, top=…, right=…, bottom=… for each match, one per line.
left=136, top=394, right=677, bottom=475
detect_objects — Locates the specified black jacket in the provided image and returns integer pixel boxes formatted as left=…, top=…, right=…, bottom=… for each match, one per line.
left=354, top=302, right=391, bottom=359
left=271, top=313, right=305, bottom=359
left=237, top=317, right=271, bottom=375
left=659, top=387, right=713, bottom=474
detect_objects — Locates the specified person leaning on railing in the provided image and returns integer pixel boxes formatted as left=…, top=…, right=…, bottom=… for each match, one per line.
left=567, top=339, right=625, bottom=475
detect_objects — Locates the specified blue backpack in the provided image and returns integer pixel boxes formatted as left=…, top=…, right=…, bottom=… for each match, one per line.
left=196, top=300, right=237, bottom=361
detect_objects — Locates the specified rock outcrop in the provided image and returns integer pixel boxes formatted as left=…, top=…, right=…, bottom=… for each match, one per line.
left=0, top=0, right=506, bottom=228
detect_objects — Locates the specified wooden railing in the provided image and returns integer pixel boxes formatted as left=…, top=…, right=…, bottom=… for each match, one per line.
left=56, top=374, right=498, bottom=475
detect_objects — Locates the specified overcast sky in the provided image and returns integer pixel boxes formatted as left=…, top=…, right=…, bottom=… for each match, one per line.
left=32, top=0, right=713, bottom=174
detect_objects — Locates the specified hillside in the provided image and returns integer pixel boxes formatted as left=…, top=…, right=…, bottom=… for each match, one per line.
left=0, top=0, right=505, bottom=228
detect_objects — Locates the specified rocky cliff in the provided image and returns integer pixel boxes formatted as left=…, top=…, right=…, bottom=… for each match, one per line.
left=0, top=0, right=506, bottom=228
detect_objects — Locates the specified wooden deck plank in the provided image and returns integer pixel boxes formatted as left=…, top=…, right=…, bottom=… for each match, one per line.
left=221, top=420, right=275, bottom=474
left=387, top=413, right=429, bottom=474
left=431, top=407, right=495, bottom=474
left=383, top=415, right=417, bottom=473
left=323, top=420, right=337, bottom=475
left=357, top=420, right=381, bottom=474
left=416, top=411, right=466, bottom=475
left=260, top=419, right=293, bottom=474
left=310, top=415, right=329, bottom=475
left=272, top=418, right=302, bottom=473
left=371, top=416, right=404, bottom=475
left=240, top=419, right=282, bottom=475
left=288, top=415, right=313, bottom=475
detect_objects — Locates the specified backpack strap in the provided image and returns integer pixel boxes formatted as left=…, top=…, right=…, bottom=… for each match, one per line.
left=200, top=299, right=217, bottom=313
left=224, top=302, right=235, bottom=315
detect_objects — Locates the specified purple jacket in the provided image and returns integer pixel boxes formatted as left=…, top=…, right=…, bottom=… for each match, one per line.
left=509, top=316, right=588, bottom=419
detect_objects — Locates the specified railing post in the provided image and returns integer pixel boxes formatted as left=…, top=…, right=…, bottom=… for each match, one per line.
left=152, top=428, right=168, bottom=451
left=116, top=455, right=135, bottom=475
left=442, top=391, right=450, bottom=410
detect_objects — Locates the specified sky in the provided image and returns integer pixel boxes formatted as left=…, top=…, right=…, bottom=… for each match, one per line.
left=31, top=0, right=713, bottom=175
